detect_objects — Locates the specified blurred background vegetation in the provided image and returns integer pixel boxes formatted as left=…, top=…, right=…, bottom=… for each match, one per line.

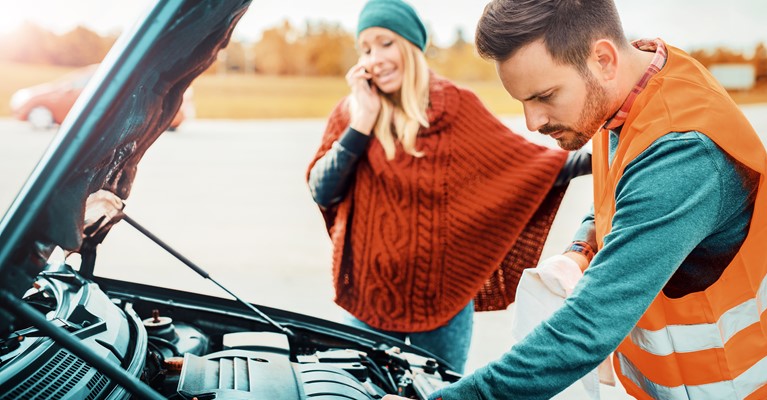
left=1, top=21, right=766, bottom=119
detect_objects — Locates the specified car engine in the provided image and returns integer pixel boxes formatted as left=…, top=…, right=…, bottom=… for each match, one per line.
left=0, top=262, right=457, bottom=399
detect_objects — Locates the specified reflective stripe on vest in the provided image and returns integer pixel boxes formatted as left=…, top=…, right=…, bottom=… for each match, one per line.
left=617, top=353, right=767, bottom=399
left=628, top=276, right=767, bottom=356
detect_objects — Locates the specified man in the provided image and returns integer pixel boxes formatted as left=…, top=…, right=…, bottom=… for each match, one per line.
left=384, top=0, right=767, bottom=399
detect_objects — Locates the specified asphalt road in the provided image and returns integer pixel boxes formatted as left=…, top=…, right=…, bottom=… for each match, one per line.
left=1, top=104, right=765, bottom=398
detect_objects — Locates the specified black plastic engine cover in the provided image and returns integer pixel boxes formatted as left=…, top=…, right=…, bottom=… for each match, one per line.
left=0, top=277, right=146, bottom=400
left=177, top=349, right=374, bottom=400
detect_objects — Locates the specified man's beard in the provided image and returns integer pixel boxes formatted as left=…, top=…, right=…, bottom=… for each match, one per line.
left=540, top=73, right=611, bottom=151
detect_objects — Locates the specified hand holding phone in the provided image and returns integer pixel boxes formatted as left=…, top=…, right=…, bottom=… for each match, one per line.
left=346, top=63, right=380, bottom=135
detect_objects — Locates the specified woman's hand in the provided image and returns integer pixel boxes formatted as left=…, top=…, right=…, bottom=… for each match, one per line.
left=345, top=62, right=380, bottom=135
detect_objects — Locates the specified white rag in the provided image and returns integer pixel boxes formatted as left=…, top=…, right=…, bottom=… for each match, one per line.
left=511, top=255, right=616, bottom=399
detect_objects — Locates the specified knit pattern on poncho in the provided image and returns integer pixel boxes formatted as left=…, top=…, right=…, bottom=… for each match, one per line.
left=308, top=75, right=568, bottom=332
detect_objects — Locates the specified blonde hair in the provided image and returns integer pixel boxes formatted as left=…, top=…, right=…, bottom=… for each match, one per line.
left=374, top=37, right=430, bottom=160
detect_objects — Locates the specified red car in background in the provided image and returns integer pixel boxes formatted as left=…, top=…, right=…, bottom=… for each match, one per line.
left=10, top=64, right=194, bottom=130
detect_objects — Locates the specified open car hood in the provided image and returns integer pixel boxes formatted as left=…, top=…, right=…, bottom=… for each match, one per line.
left=0, top=1, right=249, bottom=303
left=0, top=2, right=461, bottom=399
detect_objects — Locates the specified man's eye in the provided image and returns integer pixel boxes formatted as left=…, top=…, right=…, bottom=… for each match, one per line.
left=538, top=93, right=553, bottom=102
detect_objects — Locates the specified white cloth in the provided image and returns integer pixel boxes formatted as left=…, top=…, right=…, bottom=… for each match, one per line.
left=511, top=255, right=616, bottom=400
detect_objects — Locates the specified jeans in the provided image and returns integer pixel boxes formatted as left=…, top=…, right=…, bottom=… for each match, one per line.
left=343, top=301, right=474, bottom=373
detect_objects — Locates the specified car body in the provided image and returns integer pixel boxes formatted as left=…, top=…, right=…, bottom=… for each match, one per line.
left=0, top=1, right=457, bottom=399
left=10, top=64, right=193, bottom=131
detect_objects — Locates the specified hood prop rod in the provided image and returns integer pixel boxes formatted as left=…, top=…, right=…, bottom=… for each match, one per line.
left=120, top=213, right=296, bottom=343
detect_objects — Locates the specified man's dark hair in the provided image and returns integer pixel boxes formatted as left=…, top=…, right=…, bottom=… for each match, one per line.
left=475, top=0, right=627, bottom=70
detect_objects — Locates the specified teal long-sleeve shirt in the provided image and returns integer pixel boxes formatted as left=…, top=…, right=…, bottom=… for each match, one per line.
left=430, top=130, right=758, bottom=400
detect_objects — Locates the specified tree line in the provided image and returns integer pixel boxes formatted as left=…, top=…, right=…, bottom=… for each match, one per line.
left=0, top=22, right=115, bottom=67
left=1, top=21, right=765, bottom=83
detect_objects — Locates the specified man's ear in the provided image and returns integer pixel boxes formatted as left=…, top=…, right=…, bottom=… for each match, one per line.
left=592, top=39, right=619, bottom=81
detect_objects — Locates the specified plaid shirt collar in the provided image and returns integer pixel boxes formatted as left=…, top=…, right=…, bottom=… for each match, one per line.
left=603, top=38, right=668, bottom=131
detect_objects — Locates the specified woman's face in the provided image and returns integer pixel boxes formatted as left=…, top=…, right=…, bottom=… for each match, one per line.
left=357, top=27, right=405, bottom=94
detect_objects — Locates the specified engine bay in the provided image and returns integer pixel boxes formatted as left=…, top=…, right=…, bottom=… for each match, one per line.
left=0, top=261, right=458, bottom=399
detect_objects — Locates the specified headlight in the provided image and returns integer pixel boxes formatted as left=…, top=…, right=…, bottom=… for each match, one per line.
left=10, top=89, right=31, bottom=111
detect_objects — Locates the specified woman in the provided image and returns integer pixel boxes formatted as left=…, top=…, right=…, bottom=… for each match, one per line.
left=306, top=0, right=590, bottom=373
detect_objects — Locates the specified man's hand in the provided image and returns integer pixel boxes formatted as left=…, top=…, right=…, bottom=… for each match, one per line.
left=563, top=250, right=590, bottom=272
left=531, top=254, right=584, bottom=297
left=381, top=395, right=410, bottom=400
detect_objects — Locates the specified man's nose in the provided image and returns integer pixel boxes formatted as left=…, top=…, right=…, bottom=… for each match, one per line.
left=524, top=105, right=548, bottom=132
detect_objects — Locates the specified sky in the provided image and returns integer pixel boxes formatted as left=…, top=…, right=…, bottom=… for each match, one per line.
left=0, top=0, right=766, bottom=53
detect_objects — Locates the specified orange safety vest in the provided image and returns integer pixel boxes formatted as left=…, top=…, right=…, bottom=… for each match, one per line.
left=593, top=44, right=767, bottom=399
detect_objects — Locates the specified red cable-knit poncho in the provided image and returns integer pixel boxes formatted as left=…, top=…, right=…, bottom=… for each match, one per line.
left=308, top=75, right=569, bottom=332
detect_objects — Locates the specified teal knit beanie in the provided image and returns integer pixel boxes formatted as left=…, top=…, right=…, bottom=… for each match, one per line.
left=356, top=0, right=428, bottom=51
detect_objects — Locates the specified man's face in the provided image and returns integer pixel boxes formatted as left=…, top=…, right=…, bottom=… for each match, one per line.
left=497, top=40, right=612, bottom=150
